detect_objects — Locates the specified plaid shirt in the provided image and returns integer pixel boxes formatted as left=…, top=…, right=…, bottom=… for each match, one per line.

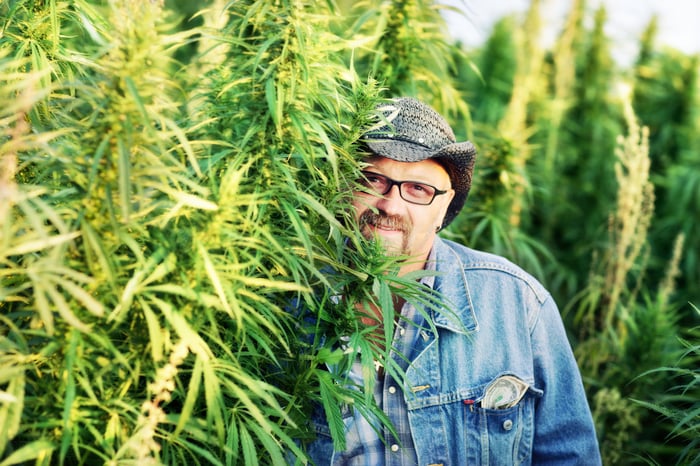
left=337, top=257, right=437, bottom=466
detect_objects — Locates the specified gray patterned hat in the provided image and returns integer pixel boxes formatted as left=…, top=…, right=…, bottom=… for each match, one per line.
left=361, top=97, right=477, bottom=229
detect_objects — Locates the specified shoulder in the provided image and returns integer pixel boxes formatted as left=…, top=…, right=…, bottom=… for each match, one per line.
left=434, top=237, right=550, bottom=304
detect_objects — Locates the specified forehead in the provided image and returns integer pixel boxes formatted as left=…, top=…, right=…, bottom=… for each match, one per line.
left=365, top=156, right=450, bottom=184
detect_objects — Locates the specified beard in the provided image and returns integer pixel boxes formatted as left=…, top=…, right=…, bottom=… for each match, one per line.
left=357, top=209, right=411, bottom=256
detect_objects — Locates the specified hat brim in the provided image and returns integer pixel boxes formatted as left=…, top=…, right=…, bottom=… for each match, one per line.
left=364, top=138, right=477, bottom=229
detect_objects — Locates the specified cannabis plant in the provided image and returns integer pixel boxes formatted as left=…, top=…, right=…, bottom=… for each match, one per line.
left=633, top=305, right=700, bottom=465
left=2, top=0, right=469, bottom=463
left=1, top=0, right=362, bottom=463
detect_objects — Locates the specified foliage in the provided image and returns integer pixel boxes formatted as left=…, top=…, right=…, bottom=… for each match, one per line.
left=634, top=48, right=700, bottom=306
left=633, top=305, right=700, bottom=465
left=591, top=387, right=642, bottom=464
left=447, top=0, right=554, bottom=282
left=3, top=0, right=317, bottom=463
left=0, top=0, right=465, bottom=464
left=1, top=0, right=354, bottom=463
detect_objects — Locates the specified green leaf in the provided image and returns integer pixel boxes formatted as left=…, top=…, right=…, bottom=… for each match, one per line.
left=265, top=78, right=279, bottom=132
left=116, top=136, right=131, bottom=222
left=42, top=277, right=91, bottom=333
left=237, top=423, right=258, bottom=466
left=0, top=372, right=24, bottom=458
left=173, top=353, right=203, bottom=438
left=317, top=370, right=346, bottom=451
left=0, top=439, right=54, bottom=466
left=5, top=232, right=80, bottom=256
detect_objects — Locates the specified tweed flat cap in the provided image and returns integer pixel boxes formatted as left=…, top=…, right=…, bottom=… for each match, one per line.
left=361, top=97, right=477, bottom=228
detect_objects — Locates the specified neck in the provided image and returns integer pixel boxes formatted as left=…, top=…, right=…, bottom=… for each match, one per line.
left=397, top=250, right=431, bottom=277
left=358, top=295, right=405, bottom=358
left=396, top=236, right=436, bottom=277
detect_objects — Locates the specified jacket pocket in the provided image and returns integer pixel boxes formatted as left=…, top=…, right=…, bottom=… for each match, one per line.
left=302, top=402, right=346, bottom=465
left=464, top=378, right=542, bottom=465
left=307, top=403, right=365, bottom=465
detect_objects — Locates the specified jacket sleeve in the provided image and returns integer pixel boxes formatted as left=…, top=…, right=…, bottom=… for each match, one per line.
left=530, top=294, right=602, bottom=464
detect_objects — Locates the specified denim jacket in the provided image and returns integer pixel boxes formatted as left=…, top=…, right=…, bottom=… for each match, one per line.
left=306, top=237, right=602, bottom=465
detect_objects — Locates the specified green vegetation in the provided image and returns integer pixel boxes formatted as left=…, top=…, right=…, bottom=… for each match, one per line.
left=1, top=0, right=698, bottom=464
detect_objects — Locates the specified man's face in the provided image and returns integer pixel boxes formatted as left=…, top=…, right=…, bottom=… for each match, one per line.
left=352, top=156, right=455, bottom=263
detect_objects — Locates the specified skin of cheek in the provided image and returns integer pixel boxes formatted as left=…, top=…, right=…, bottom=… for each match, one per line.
left=351, top=191, right=453, bottom=261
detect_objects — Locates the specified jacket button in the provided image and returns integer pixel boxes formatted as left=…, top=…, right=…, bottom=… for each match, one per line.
left=503, top=419, right=514, bottom=431
left=390, top=444, right=399, bottom=452
left=388, top=386, right=397, bottom=394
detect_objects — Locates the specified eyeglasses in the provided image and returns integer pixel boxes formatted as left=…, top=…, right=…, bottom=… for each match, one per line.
left=357, top=171, right=449, bottom=206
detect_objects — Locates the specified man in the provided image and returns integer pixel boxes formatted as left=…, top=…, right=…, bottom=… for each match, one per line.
left=304, top=97, right=601, bottom=465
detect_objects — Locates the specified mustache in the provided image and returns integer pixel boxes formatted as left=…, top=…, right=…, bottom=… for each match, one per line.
left=358, top=210, right=409, bottom=232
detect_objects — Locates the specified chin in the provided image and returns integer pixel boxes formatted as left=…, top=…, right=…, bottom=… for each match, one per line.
left=374, top=236, right=408, bottom=257
left=360, top=230, right=403, bottom=256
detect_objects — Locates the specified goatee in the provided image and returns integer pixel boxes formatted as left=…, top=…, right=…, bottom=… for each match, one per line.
left=358, top=210, right=411, bottom=255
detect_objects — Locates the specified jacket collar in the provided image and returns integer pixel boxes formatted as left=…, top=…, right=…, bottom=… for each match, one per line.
left=429, top=237, right=479, bottom=335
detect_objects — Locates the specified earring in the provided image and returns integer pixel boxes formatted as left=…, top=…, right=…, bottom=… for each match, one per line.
left=435, top=225, right=441, bottom=233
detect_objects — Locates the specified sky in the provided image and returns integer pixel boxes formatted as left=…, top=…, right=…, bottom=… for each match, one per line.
left=442, top=0, right=700, bottom=66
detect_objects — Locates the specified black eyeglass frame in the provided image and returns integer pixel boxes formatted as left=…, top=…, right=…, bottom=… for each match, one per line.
left=357, top=170, right=449, bottom=206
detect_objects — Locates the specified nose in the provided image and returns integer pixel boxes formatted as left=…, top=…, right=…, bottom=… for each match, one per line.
left=375, top=184, right=404, bottom=215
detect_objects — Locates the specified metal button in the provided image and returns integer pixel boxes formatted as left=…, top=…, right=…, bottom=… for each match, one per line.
left=388, top=386, right=397, bottom=394
left=391, top=444, right=399, bottom=452
left=503, top=419, right=513, bottom=431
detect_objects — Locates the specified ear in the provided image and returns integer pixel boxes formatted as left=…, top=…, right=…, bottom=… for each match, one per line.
left=437, top=189, right=455, bottom=226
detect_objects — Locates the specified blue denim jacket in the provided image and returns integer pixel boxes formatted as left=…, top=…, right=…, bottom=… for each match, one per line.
left=306, top=237, right=601, bottom=465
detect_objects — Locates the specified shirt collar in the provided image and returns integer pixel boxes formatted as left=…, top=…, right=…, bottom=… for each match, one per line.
left=428, top=237, right=478, bottom=334
left=419, top=246, right=438, bottom=289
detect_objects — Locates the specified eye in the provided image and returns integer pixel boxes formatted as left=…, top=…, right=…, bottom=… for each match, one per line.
left=407, top=182, right=427, bottom=192
left=358, top=172, right=388, bottom=193
left=404, top=182, right=434, bottom=197
left=360, top=172, right=387, bottom=187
